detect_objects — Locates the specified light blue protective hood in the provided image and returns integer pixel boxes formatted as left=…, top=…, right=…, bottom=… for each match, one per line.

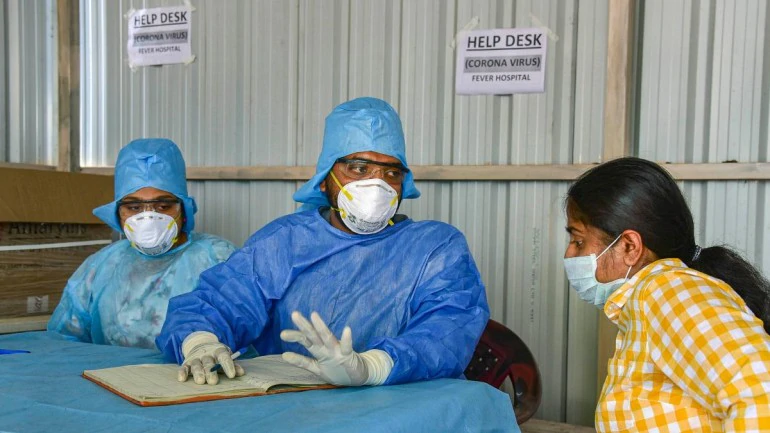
left=293, top=97, right=420, bottom=208
left=93, top=138, right=197, bottom=233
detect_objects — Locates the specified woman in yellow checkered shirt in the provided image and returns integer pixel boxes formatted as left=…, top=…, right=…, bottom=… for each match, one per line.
left=564, top=157, right=770, bottom=432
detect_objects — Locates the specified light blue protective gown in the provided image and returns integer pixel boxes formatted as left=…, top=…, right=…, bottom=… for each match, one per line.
left=156, top=210, right=490, bottom=384
left=48, top=233, right=236, bottom=349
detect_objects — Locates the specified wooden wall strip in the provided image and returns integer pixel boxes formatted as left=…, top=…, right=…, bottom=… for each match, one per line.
left=80, top=162, right=770, bottom=181
left=603, top=0, right=636, bottom=161
left=599, top=0, right=636, bottom=402
left=56, top=0, right=80, bottom=172
left=0, top=162, right=57, bottom=171
left=0, top=315, right=50, bottom=334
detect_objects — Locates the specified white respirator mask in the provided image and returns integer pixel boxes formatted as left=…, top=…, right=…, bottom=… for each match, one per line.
left=123, top=211, right=179, bottom=256
left=330, top=171, right=399, bottom=235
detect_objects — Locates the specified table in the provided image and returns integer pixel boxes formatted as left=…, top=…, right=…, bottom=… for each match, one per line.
left=0, top=331, right=520, bottom=433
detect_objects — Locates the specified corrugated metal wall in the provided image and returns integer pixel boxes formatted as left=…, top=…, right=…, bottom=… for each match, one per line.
left=0, top=0, right=745, bottom=426
left=638, top=0, right=769, bottom=164
left=638, top=0, right=770, bottom=274
left=0, top=0, right=761, bottom=426
left=80, top=0, right=607, bottom=423
left=81, top=0, right=607, bottom=423
left=1, top=0, right=58, bottom=164
left=0, top=1, right=6, bottom=162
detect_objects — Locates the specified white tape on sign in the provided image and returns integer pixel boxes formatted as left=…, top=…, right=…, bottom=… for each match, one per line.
left=0, top=240, right=112, bottom=252
left=450, top=16, right=480, bottom=49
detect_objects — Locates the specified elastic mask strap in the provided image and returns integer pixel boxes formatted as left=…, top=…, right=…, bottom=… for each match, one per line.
left=331, top=206, right=347, bottom=219
left=123, top=223, right=135, bottom=247
left=387, top=197, right=397, bottom=226
left=327, top=171, right=349, bottom=219
left=597, top=234, right=623, bottom=259
left=330, top=171, right=353, bottom=201
left=624, top=265, right=632, bottom=279
left=168, top=219, right=178, bottom=244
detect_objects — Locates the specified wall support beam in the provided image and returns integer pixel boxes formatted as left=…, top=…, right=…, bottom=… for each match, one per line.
left=603, top=0, right=636, bottom=160
left=57, top=0, right=80, bottom=172
left=598, top=0, right=637, bottom=405
left=79, top=162, right=770, bottom=181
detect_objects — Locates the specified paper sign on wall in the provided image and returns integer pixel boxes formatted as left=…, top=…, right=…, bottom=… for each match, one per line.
left=455, top=28, right=547, bottom=95
left=127, top=6, right=194, bottom=67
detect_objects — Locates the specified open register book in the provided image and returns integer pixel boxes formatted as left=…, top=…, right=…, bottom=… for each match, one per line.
left=83, top=354, right=335, bottom=406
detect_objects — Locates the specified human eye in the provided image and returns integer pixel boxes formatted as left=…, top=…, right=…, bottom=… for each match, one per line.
left=347, top=162, right=370, bottom=176
left=125, top=203, right=143, bottom=213
left=568, top=236, right=583, bottom=248
left=384, top=168, right=403, bottom=180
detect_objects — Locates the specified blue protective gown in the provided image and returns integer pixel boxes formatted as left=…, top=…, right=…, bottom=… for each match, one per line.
left=48, top=233, right=236, bottom=349
left=156, top=210, right=490, bottom=384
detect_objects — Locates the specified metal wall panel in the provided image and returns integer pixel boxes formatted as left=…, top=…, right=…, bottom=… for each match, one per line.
left=2, top=0, right=58, bottom=164
left=82, top=0, right=611, bottom=424
left=450, top=0, right=578, bottom=165
left=82, top=0, right=603, bottom=167
left=187, top=181, right=301, bottom=246
left=573, top=0, right=608, bottom=163
left=637, top=0, right=770, bottom=163
left=80, top=0, right=300, bottom=166
left=684, top=180, right=770, bottom=273
left=0, top=1, right=6, bottom=162
left=637, top=1, right=770, bottom=304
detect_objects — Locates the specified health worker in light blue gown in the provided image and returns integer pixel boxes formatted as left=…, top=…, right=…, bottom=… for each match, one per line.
left=48, top=138, right=236, bottom=349
left=157, top=97, right=490, bottom=387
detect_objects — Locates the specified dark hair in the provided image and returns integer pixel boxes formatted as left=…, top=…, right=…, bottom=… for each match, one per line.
left=567, top=157, right=770, bottom=333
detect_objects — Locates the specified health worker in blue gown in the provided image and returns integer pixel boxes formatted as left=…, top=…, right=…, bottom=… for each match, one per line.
left=157, top=97, right=490, bottom=387
left=48, top=138, right=236, bottom=349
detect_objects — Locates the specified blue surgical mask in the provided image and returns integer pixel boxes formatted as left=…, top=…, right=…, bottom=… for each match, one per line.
left=563, top=234, right=632, bottom=308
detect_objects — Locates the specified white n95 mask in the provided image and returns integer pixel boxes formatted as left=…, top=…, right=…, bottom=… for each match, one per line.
left=563, top=234, right=631, bottom=308
left=331, top=172, right=399, bottom=235
left=123, top=211, right=179, bottom=256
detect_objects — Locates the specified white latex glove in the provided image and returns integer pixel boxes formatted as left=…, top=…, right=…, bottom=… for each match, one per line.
left=177, top=331, right=246, bottom=385
left=279, top=311, right=393, bottom=386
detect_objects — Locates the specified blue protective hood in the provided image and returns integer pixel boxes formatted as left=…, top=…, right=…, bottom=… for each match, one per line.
left=293, top=97, right=420, bottom=208
left=93, top=138, right=197, bottom=233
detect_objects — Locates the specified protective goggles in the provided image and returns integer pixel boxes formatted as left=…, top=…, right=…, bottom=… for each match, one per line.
left=334, top=157, right=409, bottom=185
left=117, top=199, right=182, bottom=218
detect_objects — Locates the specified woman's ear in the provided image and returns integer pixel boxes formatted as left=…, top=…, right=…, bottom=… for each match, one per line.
left=619, top=229, right=645, bottom=267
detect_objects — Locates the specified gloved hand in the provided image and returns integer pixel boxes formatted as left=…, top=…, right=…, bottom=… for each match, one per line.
left=279, top=311, right=393, bottom=386
left=177, top=331, right=245, bottom=385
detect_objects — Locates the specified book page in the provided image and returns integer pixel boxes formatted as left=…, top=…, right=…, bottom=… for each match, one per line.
left=83, top=355, right=328, bottom=403
left=238, top=355, right=326, bottom=389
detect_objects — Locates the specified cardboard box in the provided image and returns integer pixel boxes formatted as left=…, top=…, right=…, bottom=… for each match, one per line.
left=0, top=167, right=113, bottom=319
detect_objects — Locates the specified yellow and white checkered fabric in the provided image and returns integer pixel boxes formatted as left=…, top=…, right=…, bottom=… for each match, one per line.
left=596, top=258, right=770, bottom=432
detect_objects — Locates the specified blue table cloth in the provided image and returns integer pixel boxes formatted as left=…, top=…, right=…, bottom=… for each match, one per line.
left=0, top=332, right=520, bottom=433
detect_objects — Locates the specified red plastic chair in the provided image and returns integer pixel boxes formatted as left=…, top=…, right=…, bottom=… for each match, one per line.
left=464, top=319, right=542, bottom=424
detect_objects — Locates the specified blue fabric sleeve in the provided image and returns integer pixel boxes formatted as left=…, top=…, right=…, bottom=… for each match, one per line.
left=371, top=231, right=490, bottom=384
left=156, top=226, right=288, bottom=364
left=47, top=253, right=101, bottom=342
left=205, top=235, right=237, bottom=262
